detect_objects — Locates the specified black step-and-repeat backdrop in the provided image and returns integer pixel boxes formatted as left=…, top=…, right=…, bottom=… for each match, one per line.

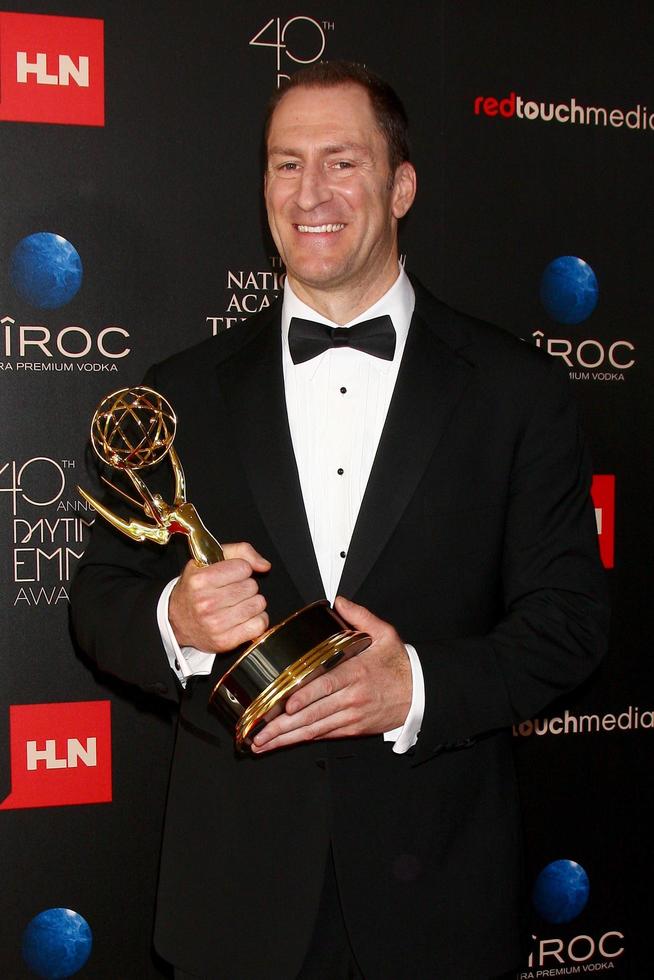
left=1, top=2, right=651, bottom=977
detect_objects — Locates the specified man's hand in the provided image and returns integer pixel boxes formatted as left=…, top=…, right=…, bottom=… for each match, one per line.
left=251, top=596, right=412, bottom=753
left=168, top=542, right=270, bottom=653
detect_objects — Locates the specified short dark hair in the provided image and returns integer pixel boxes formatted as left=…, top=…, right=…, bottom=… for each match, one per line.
left=264, top=60, right=410, bottom=173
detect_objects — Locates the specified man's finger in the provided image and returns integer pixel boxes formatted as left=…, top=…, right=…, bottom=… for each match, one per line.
left=181, top=557, right=256, bottom=592
left=222, top=541, right=271, bottom=573
left=211, top=609, right=270, bottom=653
left=284, top=668, right=343, bottom=714
left=252, top=706, right=355, bottom=753
left=253, top=672, right=354, bottom=745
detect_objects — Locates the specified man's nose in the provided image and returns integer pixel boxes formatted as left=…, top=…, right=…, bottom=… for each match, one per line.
left=295, top=164, right=333, bottom=211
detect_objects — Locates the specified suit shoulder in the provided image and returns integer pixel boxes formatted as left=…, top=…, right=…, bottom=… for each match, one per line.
left=412, top=277, right=559, bottom=383
left=150, top=301, right=280, bottom=380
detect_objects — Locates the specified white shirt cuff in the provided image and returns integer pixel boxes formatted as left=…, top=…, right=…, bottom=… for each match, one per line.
left=383, top=643, right=424, bottom=754
left=157, top=578, right=216, bottom=687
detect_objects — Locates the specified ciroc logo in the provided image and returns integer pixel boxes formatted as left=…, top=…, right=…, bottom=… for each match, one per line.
left=532, top=256, right=636, bottom=383
left=520, top=860, right=625, bottom=976
left=2, top=232, right=131, bottom=373
left=0, top=11, right=104, bottom=126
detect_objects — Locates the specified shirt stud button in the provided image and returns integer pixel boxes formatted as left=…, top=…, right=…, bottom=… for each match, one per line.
left=337, top=467, right=344, bottom=475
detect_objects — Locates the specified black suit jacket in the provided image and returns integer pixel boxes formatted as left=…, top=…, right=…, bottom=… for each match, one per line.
left=71, top=280, right=609, bottom=980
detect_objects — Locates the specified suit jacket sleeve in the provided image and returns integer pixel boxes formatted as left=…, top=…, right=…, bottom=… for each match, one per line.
left=412, top=356, right=609, bottom=764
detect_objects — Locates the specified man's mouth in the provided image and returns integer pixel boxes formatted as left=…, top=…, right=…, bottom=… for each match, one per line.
left=295, top=223, right=346, bottom=233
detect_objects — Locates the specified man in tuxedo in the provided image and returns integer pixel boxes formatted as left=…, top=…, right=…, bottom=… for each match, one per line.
left=72, top=62, right=609, bottom=979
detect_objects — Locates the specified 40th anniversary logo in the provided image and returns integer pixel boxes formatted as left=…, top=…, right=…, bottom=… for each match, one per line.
left=249, top=14, right=335, bottom=88
left=0, top=456, right=93, bottom=607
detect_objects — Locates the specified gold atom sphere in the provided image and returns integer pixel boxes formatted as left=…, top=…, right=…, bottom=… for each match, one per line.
left=90, top=386, right=177, bottom=470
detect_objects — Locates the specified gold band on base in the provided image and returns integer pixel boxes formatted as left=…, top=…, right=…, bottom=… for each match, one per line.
left=235, top=630, right=370, bottom=749
left=209, top=600, right=372, bottom=751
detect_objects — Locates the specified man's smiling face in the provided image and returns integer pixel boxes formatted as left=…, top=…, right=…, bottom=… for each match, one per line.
left=265, top=83, right=415, bottom=314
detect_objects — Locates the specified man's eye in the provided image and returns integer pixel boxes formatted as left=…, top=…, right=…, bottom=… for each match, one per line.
left=334, top=160, right=354, bottom=169
left=279, top=162, right=299, bottom=172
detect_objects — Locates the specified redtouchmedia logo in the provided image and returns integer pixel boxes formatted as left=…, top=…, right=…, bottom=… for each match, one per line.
left=474, top=90, right=654, bottom=131
left=591, top=474, right=615, bottom=570
left=0, top=701, right=111, bottom=809
left=0, top=12, right=104, bottom=126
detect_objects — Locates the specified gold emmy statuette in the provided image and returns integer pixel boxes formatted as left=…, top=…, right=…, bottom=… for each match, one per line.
left=79, top=386, right=371, bottom=750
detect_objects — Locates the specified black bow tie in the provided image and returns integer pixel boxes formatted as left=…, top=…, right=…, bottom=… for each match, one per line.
left=288, top=315, right=396, bottom=365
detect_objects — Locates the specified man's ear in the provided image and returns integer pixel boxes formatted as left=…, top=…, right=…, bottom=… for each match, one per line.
left=391, top=162, right=417, bottom=219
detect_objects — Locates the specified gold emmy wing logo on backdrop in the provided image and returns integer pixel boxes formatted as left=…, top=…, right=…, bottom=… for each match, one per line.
left=78, top=387, right=370, bottom=750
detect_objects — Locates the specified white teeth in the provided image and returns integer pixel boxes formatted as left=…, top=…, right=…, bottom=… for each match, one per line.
left=296, top=223, right=345, bottom=233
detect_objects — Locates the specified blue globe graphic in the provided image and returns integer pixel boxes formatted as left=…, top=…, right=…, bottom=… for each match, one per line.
left=9, top=232, right=83, bottom=309
left=532, top=859, right=590, bottom=924
left=22, top=908, right=92, bottom=978
left=540, top=255, right=598, bottom=324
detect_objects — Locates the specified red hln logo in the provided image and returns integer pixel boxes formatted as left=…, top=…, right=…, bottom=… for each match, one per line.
left=591, top=474, right=615, bottom=570
left=0, top=11, right=104, bottom=126
left=0, top=701, right=112, bottom=810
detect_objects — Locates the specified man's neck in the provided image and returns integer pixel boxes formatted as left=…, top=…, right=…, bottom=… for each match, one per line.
left=287, top=259, right=401, bottom=325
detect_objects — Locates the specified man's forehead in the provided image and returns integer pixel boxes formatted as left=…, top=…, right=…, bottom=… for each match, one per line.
left=266, top=83, right=381, bottom=151
left=268, top=83, right=374, bottom=131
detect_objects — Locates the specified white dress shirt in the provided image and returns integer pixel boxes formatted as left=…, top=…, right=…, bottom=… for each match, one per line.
left=157, top=266, right=425, bottom=753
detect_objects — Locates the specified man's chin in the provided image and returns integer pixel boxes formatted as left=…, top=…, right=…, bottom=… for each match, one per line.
left=285, top=263, right=352, bottom=295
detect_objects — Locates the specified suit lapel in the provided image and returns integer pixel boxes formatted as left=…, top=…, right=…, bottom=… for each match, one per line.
left=214, top=308, right=325, bottom=604
left=337, top=301, right=474, bottom=600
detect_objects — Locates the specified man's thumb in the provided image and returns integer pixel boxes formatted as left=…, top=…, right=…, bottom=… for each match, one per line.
left=334, top=595, right=380, bottom=633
